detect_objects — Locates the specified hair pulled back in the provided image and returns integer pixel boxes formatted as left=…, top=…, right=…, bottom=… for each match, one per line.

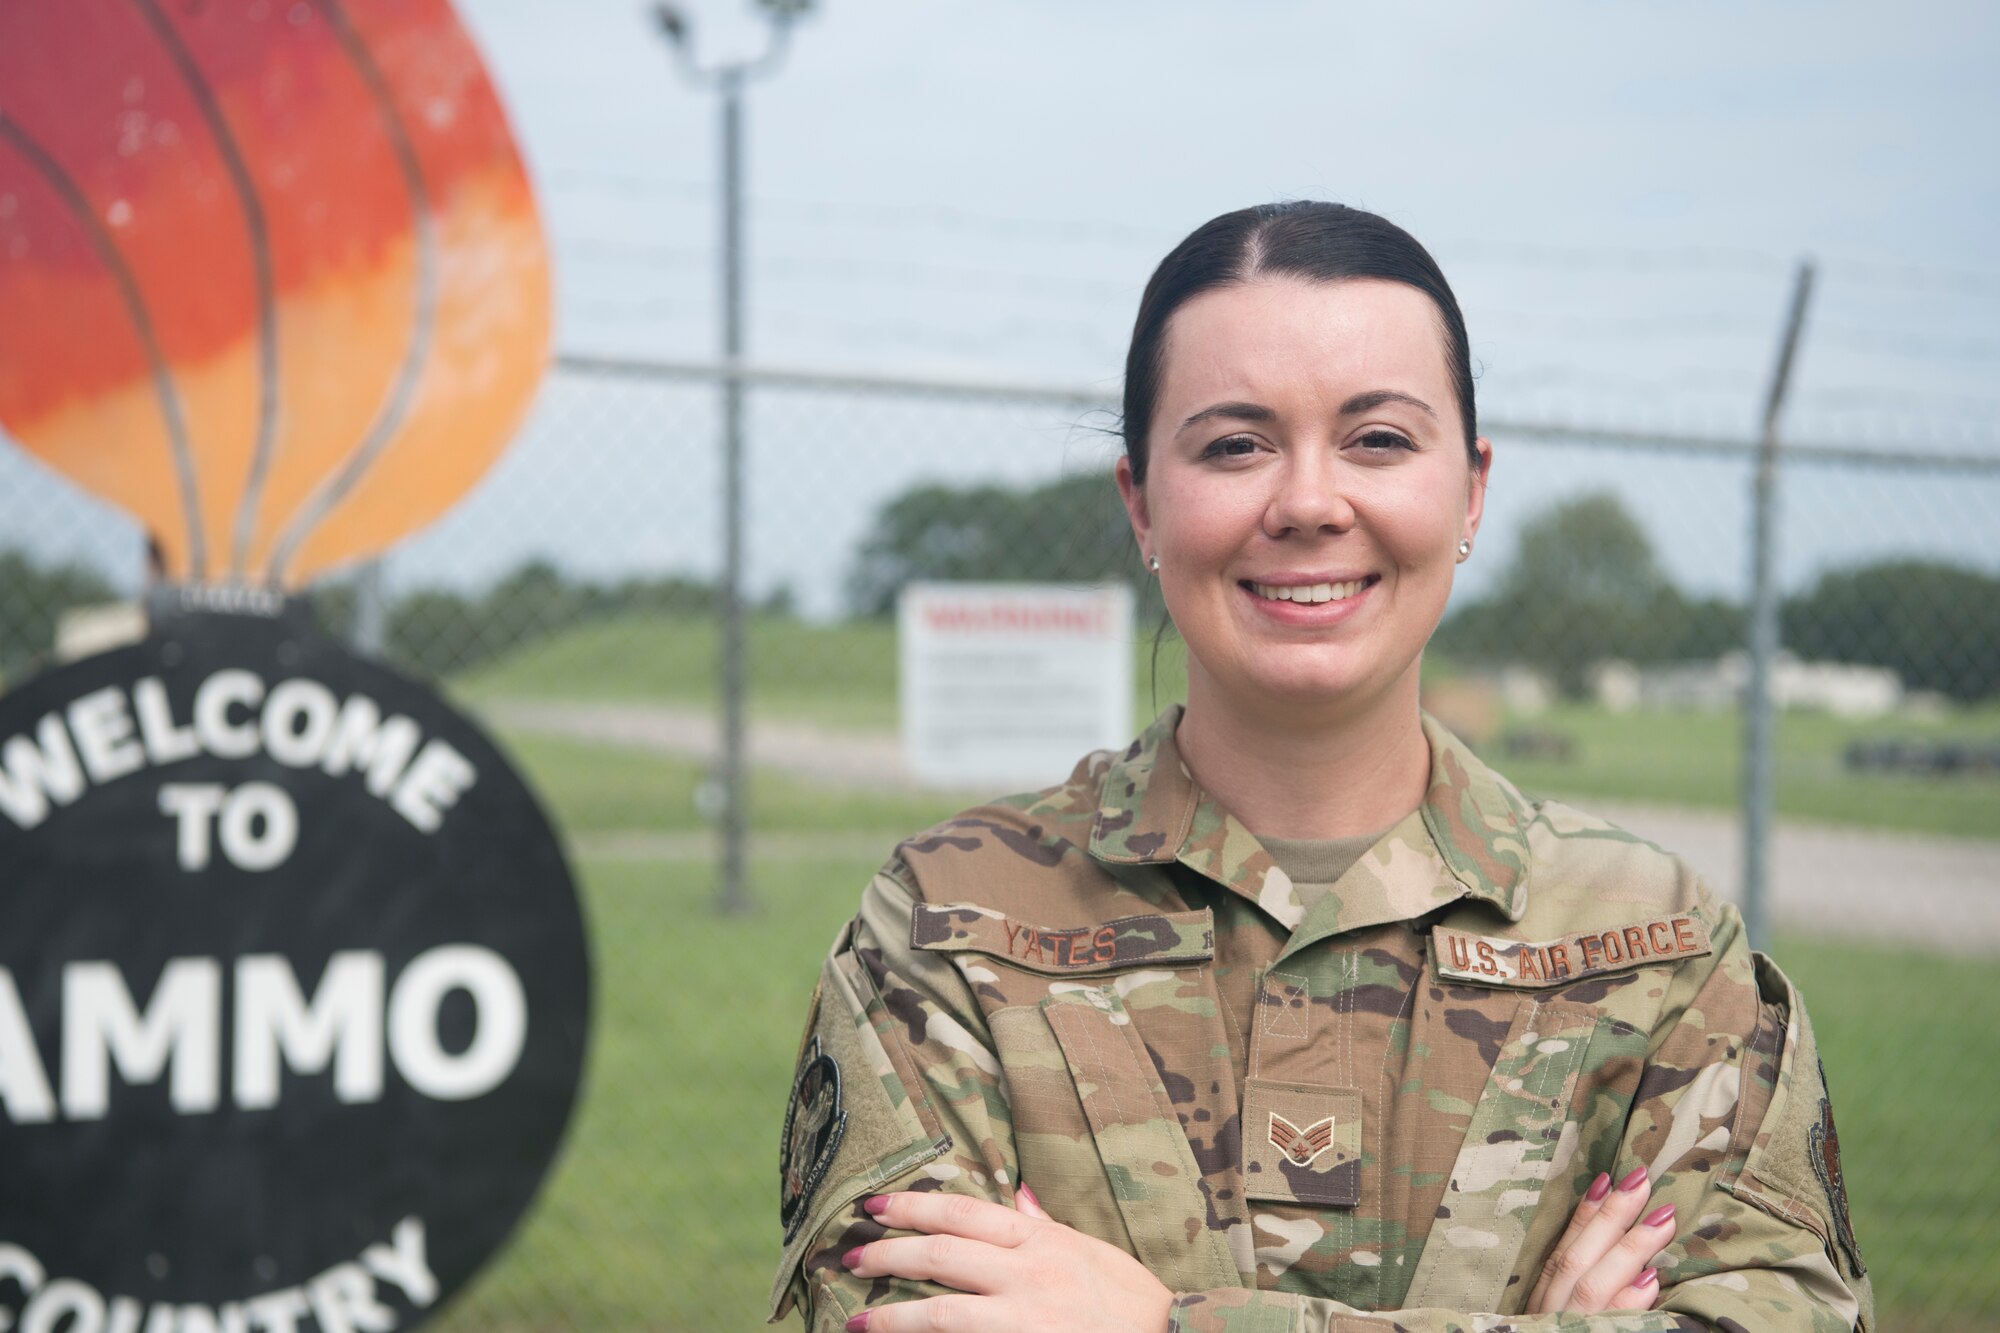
left=1121, top=201, right=1477, bottom=482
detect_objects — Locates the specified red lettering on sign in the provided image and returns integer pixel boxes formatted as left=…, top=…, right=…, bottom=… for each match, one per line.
left=1093, top=926, right=1115, bottom=963
left=1624, top=926, right=1648, bottom=960
left=1601, top=931, right=1624, bottom=964
left=919, top=603, right=1110, bottom=636
left=1003, top=921, right=1021, bottom=954
left=1518, top=948, right=1543, bottom=982
left=1448, top=936, right=1471, bottom=971
left=1475, top=940, right=1500, bottom=976
left=1022, top=929, right=1044, bottom=963
left=1648, top=921, right=1672, bottom=953
left=1673, top=917, right=1697, bottom=952
left=1548, top=944, right=1572, bottom=978
left=1579, top=935, right=1603, bottom=969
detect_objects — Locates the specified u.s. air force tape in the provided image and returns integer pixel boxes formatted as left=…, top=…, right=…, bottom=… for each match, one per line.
left=1432, top=913, right=1712, bottom=987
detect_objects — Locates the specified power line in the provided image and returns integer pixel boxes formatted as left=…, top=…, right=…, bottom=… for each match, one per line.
left=559, top=234, right=1140, bottom=300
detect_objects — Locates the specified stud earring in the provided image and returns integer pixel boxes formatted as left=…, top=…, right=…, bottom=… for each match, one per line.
left=1148, top=555, right=1161, bottom=572
left=1456, top=539, right=1472, bottom=560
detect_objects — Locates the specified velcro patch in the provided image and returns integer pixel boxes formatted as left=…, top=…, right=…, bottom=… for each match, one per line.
left=1432, top=913, right=1711, bottom=988
left=1241, top=1078, right=1361, bottom=1208
left=778, top=1036, right=847, bottom=1242
left=910, top=902, right=1213, bottom=974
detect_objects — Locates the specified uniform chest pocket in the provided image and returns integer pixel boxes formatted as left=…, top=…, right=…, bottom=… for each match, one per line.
left=1406, top=999, right=1644, bottom=1312
left=1038, top=984, right=1239, bottom=1293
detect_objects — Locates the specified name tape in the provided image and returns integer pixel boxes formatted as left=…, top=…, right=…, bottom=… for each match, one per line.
left=1432, top=912, right=1712, bottom=988
left=910, top=903, right=1213, bottom=975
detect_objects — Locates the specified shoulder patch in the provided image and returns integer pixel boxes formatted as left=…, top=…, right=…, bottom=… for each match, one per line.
left=1432, top=912, right=1712, bottom=988
left=1810, top=1057, right=1867, bottom=1276
left=909, top=902, right=1213, bottom=974
left=778, top=1036, right=847, bottom=1242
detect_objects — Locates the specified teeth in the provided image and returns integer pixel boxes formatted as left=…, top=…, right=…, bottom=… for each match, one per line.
left=1252, top=580, right=1365, bottom=604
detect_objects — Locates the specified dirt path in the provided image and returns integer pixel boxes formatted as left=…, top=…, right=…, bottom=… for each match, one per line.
left=486, top=699, right=2000, bottom=956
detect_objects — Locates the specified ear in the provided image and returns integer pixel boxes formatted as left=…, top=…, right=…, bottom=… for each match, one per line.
left=1463, top=436, right=1493, bottom=545
left=1115, top=456, right=1153, bottom=560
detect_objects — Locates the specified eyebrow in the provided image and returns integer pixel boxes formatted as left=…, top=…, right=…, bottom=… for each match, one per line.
left=1178, top=390, right=1438, bottom=434
left=1178, top=401, right=1276, bottom=432
left=1341, top=389, right=1438, bottom=420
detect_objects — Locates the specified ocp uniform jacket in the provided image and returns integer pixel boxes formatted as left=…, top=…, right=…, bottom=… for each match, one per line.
left=773, top=710, right=1872, bottom=1331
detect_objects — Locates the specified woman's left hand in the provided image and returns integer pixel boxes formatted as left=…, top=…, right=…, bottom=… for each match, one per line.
left=840, top=1185, right=1174, bottom=1333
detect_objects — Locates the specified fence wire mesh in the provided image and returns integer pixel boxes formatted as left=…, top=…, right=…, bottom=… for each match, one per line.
left=3, top=359, right=1997, bottom=1331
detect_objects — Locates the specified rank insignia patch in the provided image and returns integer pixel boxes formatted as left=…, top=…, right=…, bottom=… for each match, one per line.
left=780, top=1037, right=847, bottom=1242
left=1809, top=1059, right=1866, bottom=1275
left=1270, top=1111, right=1337, bottom=1167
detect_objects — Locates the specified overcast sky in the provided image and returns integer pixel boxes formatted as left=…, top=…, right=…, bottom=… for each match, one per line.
left=5, top=0, right=1997, bottom=611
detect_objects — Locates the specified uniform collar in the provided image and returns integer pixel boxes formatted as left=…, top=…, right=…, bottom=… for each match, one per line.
left=1088, top=706, right=1531, bottom=929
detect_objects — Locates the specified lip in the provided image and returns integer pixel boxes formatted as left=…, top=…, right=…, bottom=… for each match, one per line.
left=1238, top=573, right=1379, bottom=625
left=1242, top=571, right=1375, bottom=588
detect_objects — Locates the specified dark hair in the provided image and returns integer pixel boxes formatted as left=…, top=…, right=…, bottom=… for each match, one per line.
left=1121, top=201, right=1477, bottom=481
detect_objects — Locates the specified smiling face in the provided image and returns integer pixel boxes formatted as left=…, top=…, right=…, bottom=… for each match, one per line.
left=1118, top=276, right=1490, bottom=730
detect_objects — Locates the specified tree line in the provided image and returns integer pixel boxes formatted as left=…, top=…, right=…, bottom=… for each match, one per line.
left=2, top=479, right=1995, bottom=702
left=840, top=475, right=2000, bottom=704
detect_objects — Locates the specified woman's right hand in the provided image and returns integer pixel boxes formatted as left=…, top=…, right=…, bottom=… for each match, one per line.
left=1527, top=1167, right=1678, bottom=1314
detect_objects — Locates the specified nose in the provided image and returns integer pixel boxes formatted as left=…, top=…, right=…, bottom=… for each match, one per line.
left=1262, top=449, right=1354, bottom=539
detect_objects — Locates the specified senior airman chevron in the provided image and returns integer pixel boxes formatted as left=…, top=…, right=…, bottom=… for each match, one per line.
left=1431, top=912, right=1713, bottom=987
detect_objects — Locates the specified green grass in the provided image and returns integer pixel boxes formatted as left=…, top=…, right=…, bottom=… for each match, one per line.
left=1781, top=937, right=2000, bottom=1330
left=455, top=612, right=1196, bottom=735
left=500, top=731, right=969, bottom=836
left=1490, top=703, right=2000, bottom=841
left=433, top=845, right=2000, bottom=1333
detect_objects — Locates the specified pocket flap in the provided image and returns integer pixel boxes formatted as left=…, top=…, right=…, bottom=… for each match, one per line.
left=1405, top=999, right=1605, bottom=1312
left=911, top=903, right=1213, bottom=975
left=1040, top=986, right=1238, bottom=1292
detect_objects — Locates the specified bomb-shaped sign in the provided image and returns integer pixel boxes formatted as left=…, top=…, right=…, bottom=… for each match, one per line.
left=0, top=4, right=587, bottom=1331
left=0, top=0, right=551, bottom=585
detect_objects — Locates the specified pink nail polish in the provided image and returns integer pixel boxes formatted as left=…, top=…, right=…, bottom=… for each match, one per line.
left=1585, top=1172, right=1611, bottom=1203
left=841, top=1247, right=864, bottom=1270
left=845, top=1314, right=870, bottom=1332
left=863, top=1195, right=889, bottom=1216
left=1644, top=1203, right=1676, bottom=1228
left=1634, top=1267, right=1659, bottom=1288
left=1618, top=1166, right=1650, bottom=1193
left=1017, top=1183, right=1040, bottom=1210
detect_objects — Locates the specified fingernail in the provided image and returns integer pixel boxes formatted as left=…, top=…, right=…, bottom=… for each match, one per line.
left=840, top=1247, right=864, bottom=1270
left=863, top=1195, right=889, bottom=1216
left=1634, top=1267, right=1659, bottom=1289
left=1618, top=1166, right=1650, bottom=1193
left=1585, top=1172, right=1611, bottom=1203
left=1017, top=1183, right=1040, bottom=1209
left=845, top=1315, right=870, bottom=1332
left=1644, top=1203, right=1676, bottom=1228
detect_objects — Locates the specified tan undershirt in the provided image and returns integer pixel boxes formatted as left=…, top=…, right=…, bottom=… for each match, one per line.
left=1259, top=830, right=1392, bottom=918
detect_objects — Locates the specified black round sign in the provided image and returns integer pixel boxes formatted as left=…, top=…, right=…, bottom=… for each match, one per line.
left=0, top=604, right=590, bottom=1333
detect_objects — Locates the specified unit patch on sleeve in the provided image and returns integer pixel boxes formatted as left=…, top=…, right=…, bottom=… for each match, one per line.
left=1432, top=913, right=1713, bottom=988
left=779, top=1036, right=847, bottom=1242
left=1810, top=1058, right=1867, bottom=1276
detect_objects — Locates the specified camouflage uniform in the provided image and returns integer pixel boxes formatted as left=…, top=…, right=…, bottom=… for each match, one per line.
left=772, top=709, right=1872, bottom=1331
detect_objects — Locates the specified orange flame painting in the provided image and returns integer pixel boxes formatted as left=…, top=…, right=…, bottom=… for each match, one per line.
left=0, top=0, right=551, bottom=587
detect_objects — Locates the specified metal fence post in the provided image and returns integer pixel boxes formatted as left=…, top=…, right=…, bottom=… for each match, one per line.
left=716, top=69, right=750, bottom=916
left=352, top=557, right=387, bottom=658
left=1741, top=259, right=1815, bottom=948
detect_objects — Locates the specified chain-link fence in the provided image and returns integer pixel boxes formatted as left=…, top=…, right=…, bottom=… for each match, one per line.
left=3, top=357, right=1997, bottom=1330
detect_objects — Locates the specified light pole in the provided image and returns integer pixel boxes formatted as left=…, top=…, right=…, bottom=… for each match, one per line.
left=654, top=0, right=813, bottom=915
